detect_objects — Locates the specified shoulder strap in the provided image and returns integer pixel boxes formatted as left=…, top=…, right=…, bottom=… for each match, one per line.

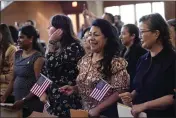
left=30, top=52, right=43, bottom=65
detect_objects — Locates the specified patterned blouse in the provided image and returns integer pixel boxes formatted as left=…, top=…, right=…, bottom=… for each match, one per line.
left=42, top=42, right=85, bottom=117
left=76, top=53, right=130, bottom=110
left=0, top=44, right=17, bottom=95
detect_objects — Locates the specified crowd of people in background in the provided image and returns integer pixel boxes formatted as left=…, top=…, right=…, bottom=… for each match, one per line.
left=0, top=6, right=176, bottom=118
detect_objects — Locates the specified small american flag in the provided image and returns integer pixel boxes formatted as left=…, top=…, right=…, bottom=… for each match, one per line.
left=89, top=79, right=111, bottom=101
left=30, top=73, right=52, bottom=97
left=43, top=101, right=50, bottom=111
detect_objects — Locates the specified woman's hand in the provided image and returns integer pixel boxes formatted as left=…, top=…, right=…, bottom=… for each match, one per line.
left=40, top=92, right=48, bottom=104
left=59, top=85, right=75, bottom=96
left=119, top=92, right=133, bottom=107
left=131, top=103, right=148, bottom=118
left=0, top=95, right=6, bottom=103
left=11, top=100, right=24, bottom=110
left=88, top=107, right=101, bottom=117
left=49, top=29, right=63, bottom=44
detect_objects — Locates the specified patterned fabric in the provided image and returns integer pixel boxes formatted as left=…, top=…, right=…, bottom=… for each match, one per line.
left=42, top=42, right=85, bottom=117
left=76, top=53, right=130, bottom=110
left=0, top=44, right=17, bottom=95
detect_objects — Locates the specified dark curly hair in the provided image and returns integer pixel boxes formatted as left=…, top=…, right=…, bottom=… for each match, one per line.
left=139, top=13, right=174, bottom=50
left=91, top=19, right=121, bottom=80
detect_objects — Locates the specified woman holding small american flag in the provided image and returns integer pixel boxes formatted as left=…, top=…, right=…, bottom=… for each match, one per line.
left=59, top=19, right=130, bottom=117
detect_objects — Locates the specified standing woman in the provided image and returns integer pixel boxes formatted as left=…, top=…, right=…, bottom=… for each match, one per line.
left=0, top=25, right=45, bottom=117
left=59, top=19, right=130, bottom=117
left=120, top=13, right=176, bottom=117
left=41, top=14, right=85, bottom=117
left=0, top=24, right=17, bottom=100
left=120, top=24, right=146, bottom=90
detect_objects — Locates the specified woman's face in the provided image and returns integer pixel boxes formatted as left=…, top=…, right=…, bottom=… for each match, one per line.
left=139, top=22, right=158, bottom=49
left=82, top=31, right=90, bottom=51
left=169, top=26, right=176, bottom=41
left=88, top=26, right=107, bottom=53
left=120, top=27, right=134, bottom=46
left=17, top=31, right=32, bottom=50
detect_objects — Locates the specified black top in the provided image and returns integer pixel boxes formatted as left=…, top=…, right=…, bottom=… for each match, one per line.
left=121, top=44, right=147, bottom=90
left=133, top=48, right=176, bottom=117
left=42, top=42, right=85, bottom=117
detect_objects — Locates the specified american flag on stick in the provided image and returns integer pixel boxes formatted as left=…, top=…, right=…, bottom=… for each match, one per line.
left=43, top=101, right=50, bottom=111
left=89, top=79, right=112, bottom=101
left=30, top=73, right=52, bottom=97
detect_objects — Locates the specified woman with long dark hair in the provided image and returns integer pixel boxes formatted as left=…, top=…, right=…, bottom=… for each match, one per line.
left=0, top=24, right=17, bottom=99
left=0, top=25, right=45, bottom=117
left=41, top=14, right=85, bottom=117
left=120, top=13, right=176, bottom=117
left=59, top=19, right=129, bottom=117
left=120, top=24, right=146, bottom=90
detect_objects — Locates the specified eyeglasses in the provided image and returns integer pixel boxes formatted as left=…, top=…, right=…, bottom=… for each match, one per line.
left=139, top=30, right=153, bottom=35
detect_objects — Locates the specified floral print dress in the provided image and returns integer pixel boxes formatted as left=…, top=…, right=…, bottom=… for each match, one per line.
left=76, top=53, right=130, bottom=116
left=42, top=42, right=85, bottom=117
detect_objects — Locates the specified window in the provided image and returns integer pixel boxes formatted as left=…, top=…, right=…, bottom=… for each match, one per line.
left=67, top=14, right=77, bottom=33
left=79, top=13, right=84, bottom=30
left=104, top=6, right=120, bottom=15
left=152, top=2, right=165, bottom=19
left=104, top=2, right=165, bottom=25
left=136, top=3, right=152, bottom=24
left=120, top=4, right=135, bottom=24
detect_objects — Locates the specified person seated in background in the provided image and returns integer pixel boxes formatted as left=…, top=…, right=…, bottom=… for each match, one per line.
left=167, top=18, right=176, bottom=48
left=25, top=20, right=35, bottom=27
left=9, top=25, right=18, bottom=46
left=120, top=24, right=147, bottom=90
left=81, top=27, right=91, bottom=54
left=0, top=25, right=45, bottom=117
left=0, top=24, right=17, bottom=103
left=114, top=15, right=124, bottom=35
left=58, top=19, right=129, bottom=117
left=119, top=13, right=176, bottom=117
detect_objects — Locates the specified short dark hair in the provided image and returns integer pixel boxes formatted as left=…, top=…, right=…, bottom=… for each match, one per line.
left=115, top=15, right=121, bottom=20
left=81, top=27, right=90, bottom=39
left=105, top=12, right=115, bottom=24
left=167, top=18, right=176, bottom=31
left=139, top=13, right=173, bottom=50
left=26, top=20, right=34, bottom=26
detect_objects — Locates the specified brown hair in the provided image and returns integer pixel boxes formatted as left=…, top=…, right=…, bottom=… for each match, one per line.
left=0, top=24, right=14, bottom=69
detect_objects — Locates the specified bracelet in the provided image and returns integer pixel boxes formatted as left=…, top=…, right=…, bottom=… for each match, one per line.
left=22, top=97, right=28, bottom=103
